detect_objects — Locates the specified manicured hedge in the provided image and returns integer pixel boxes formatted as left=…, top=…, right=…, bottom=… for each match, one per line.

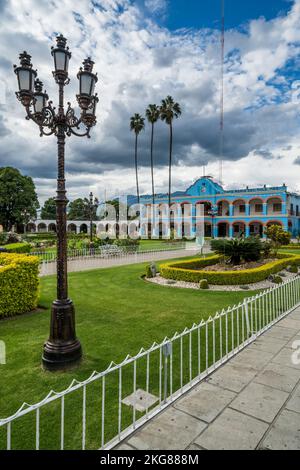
left=0, top=242, right=31, bottom=253
left=160, top=253, right=300, bottom=286
left=281, top=245, right=300, bottom=250
left=0, top=253, right=40, bottom=317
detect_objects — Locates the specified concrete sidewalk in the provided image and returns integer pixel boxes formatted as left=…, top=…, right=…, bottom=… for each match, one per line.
left=118, top=308, right=300, bottom=451
left=39, top=248, right=200, bottom=276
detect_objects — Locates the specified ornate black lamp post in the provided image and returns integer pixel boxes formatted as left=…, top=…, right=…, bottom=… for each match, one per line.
left=14, top=35, right=99, bottom=370
left=88, top=191, right=98, bottom=244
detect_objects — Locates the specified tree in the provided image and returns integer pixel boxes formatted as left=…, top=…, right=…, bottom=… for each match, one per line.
left=68, top=197, right=98, bottom=221
left=0, top=167, right=39, bottom=231
left=265, top=225, right=291, bottom=254
left=160, top=96, right=182, bottom=206
left=130, top=113, right=145, bottom=204
left=146, top=104, right=160, bottom=205
left=211, top=237, right=262, bottom=265
left=41, top=197, right=56, bottom=219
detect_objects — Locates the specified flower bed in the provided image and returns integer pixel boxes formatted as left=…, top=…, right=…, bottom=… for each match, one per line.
left=160, top=253, right=300, bottom=286
left=0, top=253, right=39, bottom=318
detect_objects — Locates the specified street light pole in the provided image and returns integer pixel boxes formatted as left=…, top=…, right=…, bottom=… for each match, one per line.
left=88, top=191, right=98, bottom=244
left=14, top=35, right=99, bottom=370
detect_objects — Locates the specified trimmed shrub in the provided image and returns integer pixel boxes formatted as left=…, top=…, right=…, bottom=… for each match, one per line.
left=0, top=242, right=31, bottom=253
left=288, top=265, right=298, bottom=273
left=160, top=253, right=300, bottom=286
left=273, top=275, right=283, bottom=284
left=199, top=279, right=209, bottom=290
left=0, top=253, right=40, bottom=317
left=146, top=265, right=153, bottom=278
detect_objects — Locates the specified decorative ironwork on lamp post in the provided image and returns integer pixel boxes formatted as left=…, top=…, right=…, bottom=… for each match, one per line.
left=14, top=35, right=99, bottom=370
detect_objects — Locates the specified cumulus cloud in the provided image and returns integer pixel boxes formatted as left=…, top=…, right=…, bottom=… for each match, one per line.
left=0, top=0, right=300, bottom=202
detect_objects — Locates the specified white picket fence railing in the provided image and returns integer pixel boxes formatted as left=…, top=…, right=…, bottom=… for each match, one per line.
left=30, top=243, right=186, bottom=263
left=0, top=276, right=299, bottom=450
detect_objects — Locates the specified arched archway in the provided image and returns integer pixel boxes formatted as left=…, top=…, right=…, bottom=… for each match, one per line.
left=27, top=223, right=36, bottom=233
left=217, top=200, right=230, bottom=217
left=67, top=223, right=77, bottom=234
left=232, top=221, right=246, bottom=238
left=48, top=223, right=56, bottom=232
left=267, top=197, right=283, bottom=215
left=249, top=221, right=264, bottom=238
left=38, top=223, right=47, bottom=233
left=233, top=199, right=246, bottom=217
left=80, top=223, right=88, bottom=233
left=249, top=198, right=264, bottom=216
left=217, top=221, right=229, bottom=238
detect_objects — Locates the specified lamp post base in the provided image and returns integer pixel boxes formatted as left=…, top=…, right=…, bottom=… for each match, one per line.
left=42, top=299, right=82, bottom=371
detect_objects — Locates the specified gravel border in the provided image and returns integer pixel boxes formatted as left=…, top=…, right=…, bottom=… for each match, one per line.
left=146, top=271, right=299, bottom=292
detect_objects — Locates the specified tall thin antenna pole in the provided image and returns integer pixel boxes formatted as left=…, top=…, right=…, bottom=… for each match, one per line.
left=219, top=0, right=225, bottom=186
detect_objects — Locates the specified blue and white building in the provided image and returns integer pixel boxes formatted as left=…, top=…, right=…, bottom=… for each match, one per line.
left=140, top=177, right=300, bottom=239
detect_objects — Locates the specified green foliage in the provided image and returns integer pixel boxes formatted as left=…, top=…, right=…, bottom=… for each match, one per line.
left=146, top=265, right=154, bottom=278
left=0, top=242, right=31, bottom=253
left=199, top=279, right=209, bottom=290
left=41, top=197, right=56, bottom=219
left=0, top=253, right=39, bottom=317
left=114, top=238, right=140, bottom=252
left=265, top=225, right=291, bottom=253
left=68, top=197, right=98, bottom=221
left=211, top=237, right=262, bottom=265
left=0, top=167, right=39, bottom=231
left=288, top=264, right=298, bottom=273
left=262, top=240, right=273, bottom=258
left=273, top=275, right=283, bottom=284
left=160, top=253, right=300, bottom=286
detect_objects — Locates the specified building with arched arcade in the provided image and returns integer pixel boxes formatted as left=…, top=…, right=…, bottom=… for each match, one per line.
left=140, top=177, right=300, bottom=239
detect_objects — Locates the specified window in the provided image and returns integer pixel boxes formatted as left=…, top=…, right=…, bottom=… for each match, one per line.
left=239, top=205, right=246, bottom=214
left=291, top=204, right=294, bottom=216
left=273, top=203, right=282, bottom=213
left=255, top=204, right=263, bottom=213
left=297, top=206, right=299, bottom=217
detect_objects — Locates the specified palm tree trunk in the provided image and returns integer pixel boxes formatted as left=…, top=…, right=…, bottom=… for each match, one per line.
left=135, top=132, right=140, bottom=204
left=168, top=122, right=173, bottom=207
left=150, top=123, right=155, bottom=206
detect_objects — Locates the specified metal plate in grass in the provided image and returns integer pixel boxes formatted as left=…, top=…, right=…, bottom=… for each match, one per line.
left=122, top=389, right=158, bottom=412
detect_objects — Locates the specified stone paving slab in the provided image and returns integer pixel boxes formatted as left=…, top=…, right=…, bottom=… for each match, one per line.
left=263, top=325, right=297, bottom=341
left=118, top=307, right=300, bottom=451
left=285, top=383, right=300, bottom=414
left=194, top=408, right=269, bottom=450
left=260, top=409, right=300, bottom=450
left=174, top=382, right=236, bottom=423
left=249, top=336, right=287, bottom=354
left=254, top=362, right=300, bottom=393
left=230, top=382, right=289, bottom=423
left=272, top=347, right=300, bottom=370
left=229, top=347, right=273, bottom=371
left=206, top=362, right=257, bottom=393
left=127, top=407, right=207, bottom=450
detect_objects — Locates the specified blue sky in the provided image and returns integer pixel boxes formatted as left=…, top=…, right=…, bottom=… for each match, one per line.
left=0, top=0, right=300, bottom=201
left=143, top=0, right=294, bottom=30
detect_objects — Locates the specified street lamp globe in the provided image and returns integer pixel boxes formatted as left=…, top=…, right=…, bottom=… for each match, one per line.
left=51, top=34, right=71, bottom=82
left=77, top=58, right=98, bottom=110
left=14, top=51, right=37, bottom=107
left=33, top=79, right=49, bottom=116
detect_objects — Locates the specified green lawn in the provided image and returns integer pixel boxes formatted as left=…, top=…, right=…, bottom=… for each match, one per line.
left=0, top=257, right=261, bottom=450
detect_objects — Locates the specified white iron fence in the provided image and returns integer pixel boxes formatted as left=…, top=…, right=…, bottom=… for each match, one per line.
left=30, top=243, right=186, bottom=263
left=1, top=276, right=299, bottom=450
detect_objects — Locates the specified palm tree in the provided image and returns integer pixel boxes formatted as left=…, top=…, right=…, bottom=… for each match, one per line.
left=146, top=104, right=160, bottom=206
left=160, top=96, right=182, bottom=206
left=130, top=113, right=145, bottom=204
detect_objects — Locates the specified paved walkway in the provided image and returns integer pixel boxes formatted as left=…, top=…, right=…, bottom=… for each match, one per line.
left=39, top=248, right=200, bottom=276
left=117, top=307, right=300, bottom=450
